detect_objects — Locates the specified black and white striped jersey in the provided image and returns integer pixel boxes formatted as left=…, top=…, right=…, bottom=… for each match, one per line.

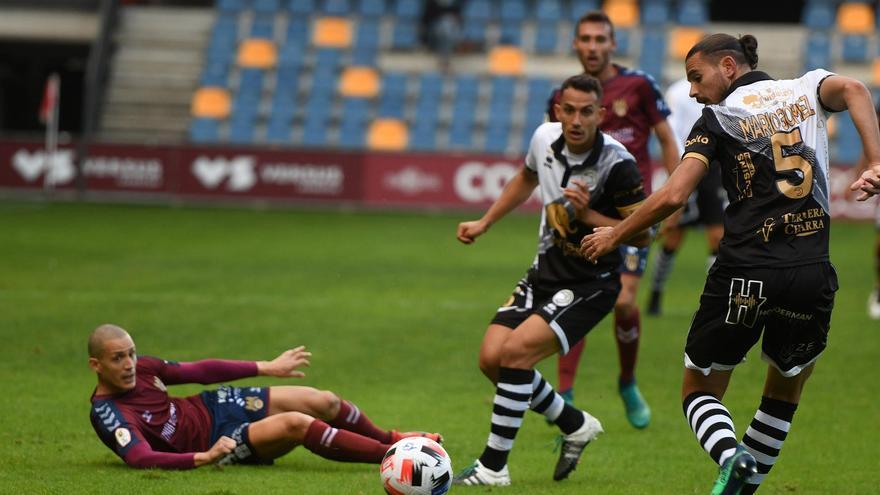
left=683, top=70, right=837, bottom=268
left=523, top=122, right=645, bottom=287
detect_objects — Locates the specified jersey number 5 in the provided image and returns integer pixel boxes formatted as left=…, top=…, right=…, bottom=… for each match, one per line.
left=770, top=128, right=813, bottom=199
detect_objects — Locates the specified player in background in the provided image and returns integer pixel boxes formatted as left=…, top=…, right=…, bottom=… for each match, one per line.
left=452, top=74, right=649, bottom=486
left=852, top=102, right=880, bottom=319
left=88, top=324, right=440, bottom=469
left=647, top=77, right=726, bottom=316
left=545, top=10, right=680, bottom=429
left=581, top=33, right=880, bottom=494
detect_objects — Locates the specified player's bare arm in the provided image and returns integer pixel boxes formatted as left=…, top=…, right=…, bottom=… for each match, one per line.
left=581, top=157, right=706, bottom=261
left=456, top=167, right=539, bottom=244
left=257, top=346, right=311, bottom=378
left=818, top=75, right=880, bottom=199
left=193, top=436, right=236, bottom=467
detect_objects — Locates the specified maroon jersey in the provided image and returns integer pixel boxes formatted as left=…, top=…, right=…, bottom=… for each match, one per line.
left=90, top=356, right=257, bottom=469
left=549, top=64, right=671, bottom=193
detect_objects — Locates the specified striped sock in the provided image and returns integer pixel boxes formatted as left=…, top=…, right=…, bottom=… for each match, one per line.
left=529, top=370, right=585, bottom=434
left=651, top=247, right=677, bottom=292
left=740, top=396, right=797, bottom=494
left=328, top=399, right=393, bottom=444
left=478, top=367, right=533, bottom=471
left=683, top=392, right=739, bottom=466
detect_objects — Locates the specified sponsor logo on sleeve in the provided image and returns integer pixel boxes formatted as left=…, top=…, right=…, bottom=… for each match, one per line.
left=115, top=428, right=131, bottom=447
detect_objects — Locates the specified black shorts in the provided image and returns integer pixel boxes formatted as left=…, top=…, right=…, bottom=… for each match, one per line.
left=678, top=165, right=725, bottom=227
left=490, top=274, right=620, bottom=355
left=685, top=262, right=838, bottom=377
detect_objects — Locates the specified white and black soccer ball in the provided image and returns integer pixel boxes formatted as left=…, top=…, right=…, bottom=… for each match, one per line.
left=379, top=437, right=452, bottom=495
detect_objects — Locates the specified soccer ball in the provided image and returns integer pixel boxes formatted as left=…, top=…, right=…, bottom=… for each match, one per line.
left=380, top=437, right=452, bottom=495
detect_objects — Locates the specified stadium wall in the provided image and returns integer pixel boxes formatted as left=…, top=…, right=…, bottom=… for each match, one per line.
left=0, top=138, right=872, bottom=219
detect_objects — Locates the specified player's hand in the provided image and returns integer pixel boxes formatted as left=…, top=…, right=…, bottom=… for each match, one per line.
left=580, top=226, right=617, bottom=263
left=850, top=164, right=880, bottom=201
left=259, top=346, right=311, bottom=378
left=195, top=436, right=236, bottom=466
left=457, top=219, right=489, bottom=244
left=562, top=179, right=591, bottom=221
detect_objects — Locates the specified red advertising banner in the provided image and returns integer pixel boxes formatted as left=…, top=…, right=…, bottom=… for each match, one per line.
left=0, top=138, right=875, bottom=220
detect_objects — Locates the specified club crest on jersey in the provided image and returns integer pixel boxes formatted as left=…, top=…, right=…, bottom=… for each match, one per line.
left=552, top=289, right=574, bottom=307
left=115, top=427, right=131, bottom=447
left=579, top=169, right=599, bottom=191
left=245, top=396, right=264, bottom=412
left=612, top=98, right=628, bottom=117
left=153, top=376, right=167, bottom=392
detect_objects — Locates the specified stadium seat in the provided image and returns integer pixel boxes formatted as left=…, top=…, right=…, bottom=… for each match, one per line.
left=534, top=21, right=558, bottom=54
left=803, top=31, right=831, bottom=71
left=500, top=0, right=527, bottom=21
left=499, top=22, right=523, bottom=46
left=191, top=87, right=231, bottom=119
left=461, top=19, right=488, bottom=47
left=339, top=66, right=380, bottom=98
left=669, top=27, right=703, bottom=60
left=250, top=16, right=275, bottom=39
left=569, top=0, right=599, bottom=21
left=206, top=15, right=238, bottom=65
left=535, top=0, right=563, bottom=22
left=288, top=0, right=316, bottom=15
left=313, top=17, right=353, bottom=48
left=391, top=20, right=420, bottom=50
left=237, top=68, right=264, bottom=101
left=676, top=0, right=708, bottom=26
left=228, top=114, right=256, bottom=144
left=354, top=18, right=380, bottom=61
left=463, top=0, right=491, bottom=21
left=409, top=121, right=437, bottom=150
left=237, top=39, right=277, bottom=69
left=189, top=117, right=221, bottom=143
left=217, top=0, right=246, bottom=14
left=200, top=61, right=229, bottom=86
left=835, top=112, right=862, bottom=163
left=357, top=0, right=386, bottom=17
left=323, top=0, right=351, bottom=16
left=605, top=0, right=639, bottom=29
left=841, top=34, right=870, bottom=63
left=489, top=46, right=525, bottom=76
left=313, top=48, right=343, bottom=74
left=641, top=0, right=670, bottom=25
left=338, top=98, right=371, bottom=148
left=639, top=28, right=666, bottom=81
left=393, top=0, right=421, bottom=19
left=285, top=18, right=310, bottom=47
left=377, top=72, right=408, bottom=118
left=837, top=2, right=874, bottom=34
left=278, top=41, right=305, bottom=68
left=614, top=28, right=631, bottom=56
left=266, top=115, right=292, bottom=143
left=367, top=119, right=409, bottom=150
left=802, top=0, right=836, bottom=30
left=253, top=0, right=281, bottom=14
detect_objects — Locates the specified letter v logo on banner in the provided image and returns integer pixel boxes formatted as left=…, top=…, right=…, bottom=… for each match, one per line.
left=192, top=155, right=256, bottom=191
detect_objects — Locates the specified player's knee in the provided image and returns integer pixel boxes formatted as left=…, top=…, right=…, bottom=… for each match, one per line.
left=498, top=338, right=535, bottom=368
left=279, top=412, right=314, bottom=440
left=478, top=354, right=499, bottom=383
left=615, top=298, right=637, bottom=317
left=318, top=391, right=341, bottom=419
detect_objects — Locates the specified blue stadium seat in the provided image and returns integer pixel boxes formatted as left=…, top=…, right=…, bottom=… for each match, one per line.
left=569, top=0, right=599, bottom=21
left=314, top=48, right=342, bottom=72
left=357, top=0, right=386, bottom=17
left=189, top=118, right=221, bottom=143
left=278, top=42, right=305, bottom=68
left=491, top=76, right=516, bottom=99
left=228, top=114, right=256, bottom=144
left=463, top=0, right=492, bottom=21
left=288, top=0, right=316, bottom=15
left=266, top=115, right=292, bottom=143
left=238, top=69, right=264, bottom=102
left=461, top=19, right=487, bottom=46
left=394, top=0, right=421, bottom=19
left=354, top=18, right=380, bottom=63
left=217, top=0, right=246, bottom=14
left=250, top=16, right=275, bottom=39
left=449, top=76, right=479, bottom=149
left=410, top=120, right=437, bottom=150
left=484, top=125, right=510, bottom=153
left=274, top=66, right=300, bottom=100
left=535, top=0, right=562, bottom=22
left=200, top=61, right=229, bottom=86
left=677, top=0, right=708, bottom=26
left=392, top=20, right=419, bottom=49
left=253, top=0, right=281, bottom=14
left=534, top=20, right=558, bottom=53
left=301, top=117, right=329, bottom=147
left=841, top=34, right=869, bottom=63
left=338, top=99, right=370, bottom=148
left=206, top=15, right=238, bottom=64
left=500, top=0, right=527, bottom=21
left=285, top=18, right=309, bottom=47
left=614, top=28, right=631, bottom=56
left=454, top=74, right=480, bottom=100
left=836, top=113, right=862, bottom=163
left=323, top=0, right=351, bottom=16
left=802, top=0, right=836, bottom=30
left=641, top=0, right=670, bottom=25
left=803, top=31, right=831, bottom=71
left=377, top=72, right=408, bottom=118
left=499, top=22, right=523, bottom=46
left=638, top=29, right=666, bottom=81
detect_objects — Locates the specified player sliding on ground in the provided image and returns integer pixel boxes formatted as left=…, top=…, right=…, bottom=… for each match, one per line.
left=581, top=33, right=880, bottom=494
left=88, top=324, right=440, bottom=469
left=453, top=74, right=649, bottom=486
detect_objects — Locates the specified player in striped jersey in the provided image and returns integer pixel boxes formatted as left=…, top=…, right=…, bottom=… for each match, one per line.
left=582, top=33, right=880, bottom=494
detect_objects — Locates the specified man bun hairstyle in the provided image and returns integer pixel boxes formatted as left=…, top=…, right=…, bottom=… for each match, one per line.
left=560, top=73, right=604, bottom=100
left=686, top=33, right=759, bottom=70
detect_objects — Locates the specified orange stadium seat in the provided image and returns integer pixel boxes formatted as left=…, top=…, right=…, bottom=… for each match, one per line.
left=237, top=38, right=277, bottom=68
left=339, top=67, right=380, bottom=98
left=489, top=46, right=525, bottom=76
left=313, top=17, right=353, bottom=48
left=191, top=87, right=231, bottom=119
left=604, top=0, right=639, bottom=29
left=837, top=2, right=874, bottom=34
left=367, top=118, right=409, bottom=150
left=669, top=27, right=705, bottom=60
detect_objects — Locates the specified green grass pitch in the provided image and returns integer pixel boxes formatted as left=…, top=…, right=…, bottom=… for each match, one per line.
left=0, top=201, right=877, bottom=494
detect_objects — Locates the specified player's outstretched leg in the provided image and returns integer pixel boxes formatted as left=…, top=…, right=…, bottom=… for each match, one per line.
left=737, top=396, right=797, bottom=494
left=683, top=392, right=745, bottom=485
left=615, top=298, right=650, bottom=427
left=552, top=410, right=603, bottom=481
left=711, top=445, right=758, bottom=495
